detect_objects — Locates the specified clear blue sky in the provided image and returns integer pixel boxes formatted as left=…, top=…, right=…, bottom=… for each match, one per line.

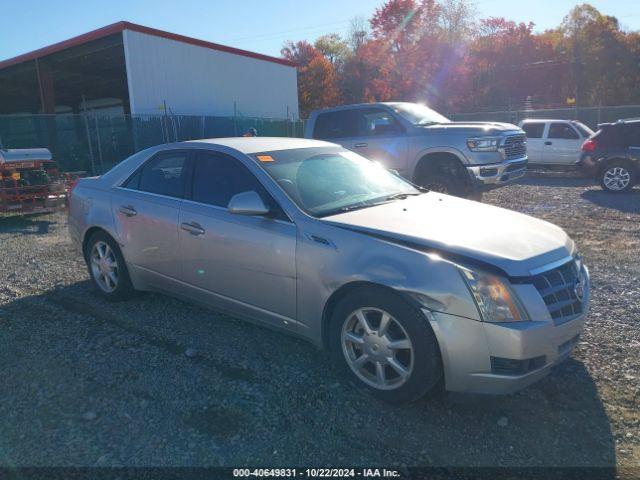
left=1, top=0, right=638, bottom=61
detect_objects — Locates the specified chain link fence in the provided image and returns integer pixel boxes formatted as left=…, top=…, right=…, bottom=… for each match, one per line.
left=449, top=105, right=640, bottom=130
left=0, top=114, right=306, bottom=175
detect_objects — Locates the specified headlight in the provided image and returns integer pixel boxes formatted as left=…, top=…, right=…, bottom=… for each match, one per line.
left=459, top=267, right=528, bottom=322
left=467, top=137, right=500, bottom=152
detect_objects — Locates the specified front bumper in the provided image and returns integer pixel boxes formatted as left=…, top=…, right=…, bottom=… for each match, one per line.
left=428, top=310, right=586, bottom=394
left=466, top=156, right=528, bottom=191
left=425, top=264, right=590, bottom=394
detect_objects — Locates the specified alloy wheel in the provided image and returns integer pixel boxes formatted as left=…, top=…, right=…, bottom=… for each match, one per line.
left=341, top=307, right=414, bottom=390
left=90, top=241, right=119, bottom=293
left=603, top=167, right=631, bottom=191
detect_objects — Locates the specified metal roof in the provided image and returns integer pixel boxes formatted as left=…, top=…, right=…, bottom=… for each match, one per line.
left=0, top=21, right=296, bottom=71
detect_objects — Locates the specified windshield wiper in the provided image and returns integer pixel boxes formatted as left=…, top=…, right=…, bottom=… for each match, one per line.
left=385, top=192, right=422, bottom=200
left=319, top=200, right=390, bottom=217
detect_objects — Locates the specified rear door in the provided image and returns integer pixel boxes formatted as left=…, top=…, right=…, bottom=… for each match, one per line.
left=520, top=122, right=546, bottom=164
left=178, top=150, right=297, bottom=327
left=350, top=107, right=409, bottom=174
left=311, top=109, right=357, bottom=149
left=544, top=122, right=582, bottom=165
left=112, top=150, right=190, bottom=284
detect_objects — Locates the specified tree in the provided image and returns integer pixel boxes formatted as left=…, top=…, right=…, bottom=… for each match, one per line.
left=314, top=34, right=350, bottom=67
left=282, top=0, right=640, bottom=116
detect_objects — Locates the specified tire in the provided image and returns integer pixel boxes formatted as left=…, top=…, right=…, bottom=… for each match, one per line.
left=329, top=286, right=443, bottom=403
left=419, top=173, right=468, bottom=197
left=599, top=161, right=636, bottom=193
left=85, top=230, right=135, bottom=301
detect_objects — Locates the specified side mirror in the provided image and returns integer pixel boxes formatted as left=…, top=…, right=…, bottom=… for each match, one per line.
left=373, top=119, right=401, bottom=135
left=228, top=190, right=270, bottom=216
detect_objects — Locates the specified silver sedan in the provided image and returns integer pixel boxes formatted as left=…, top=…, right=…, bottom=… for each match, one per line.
left=69, top=137, right=589, bottom=403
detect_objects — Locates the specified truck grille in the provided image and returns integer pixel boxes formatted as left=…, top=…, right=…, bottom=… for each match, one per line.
left=531, top=259, right=584, bottom=324
left=503, top=134, right=527, bottom=160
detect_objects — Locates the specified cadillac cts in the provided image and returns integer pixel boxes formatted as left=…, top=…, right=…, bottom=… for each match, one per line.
left=69, top=138, right=589, bottom=403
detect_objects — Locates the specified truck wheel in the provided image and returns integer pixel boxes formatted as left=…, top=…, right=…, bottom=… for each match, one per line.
left=329, top=286, right=443, bottom=404
left=599, top=162, right=636, bottom=193
left=85, top=231, right=135, bottom=301
left=420, top=173, right=468, bottom=197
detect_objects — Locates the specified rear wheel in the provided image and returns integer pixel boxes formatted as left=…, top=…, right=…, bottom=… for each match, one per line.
left=329, top=287, right=442, bottom=403
left=599, top=161, right=636, bottom=193
left=85, top=231, right=134, bottom=301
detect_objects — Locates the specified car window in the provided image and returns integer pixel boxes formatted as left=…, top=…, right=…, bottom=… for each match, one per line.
left=622, top=124, right=640, bottom=147
left=124, top=152, right=188, bottom=198
left=255, top=146, right=418, bottom=217
left=572, top=121, right=594, bottom=138
left=355, top=108, right=403, bottom=136
left=521, top=122, right=545, bottom=139
left=548, top=123, right=579, bottom=140
left=190, top=152, right=287, bottom=219
left=312, top=110, right=357, bottom=139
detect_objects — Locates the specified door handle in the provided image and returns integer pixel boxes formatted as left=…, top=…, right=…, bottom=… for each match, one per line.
left=119, top=205, right=137, bottom=217
left=181, top=222, right=205, bottom=236
left=545, top=141, right=553, bottom=146
left=354, top=142, right=368, bottom=148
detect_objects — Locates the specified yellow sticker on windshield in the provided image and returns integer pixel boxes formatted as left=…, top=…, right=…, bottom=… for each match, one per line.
left=257, top=155, right=274, bottom=162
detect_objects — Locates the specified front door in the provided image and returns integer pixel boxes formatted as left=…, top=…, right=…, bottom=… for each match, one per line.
left=520, top=122, right=546, bottom=164
left=350, top=107, right=409, bottom=175
left=179, top=151, right=297, bottom=327
left=544, top=122, right=582, bottom=165
left=112, top=150, right=190, bottom=283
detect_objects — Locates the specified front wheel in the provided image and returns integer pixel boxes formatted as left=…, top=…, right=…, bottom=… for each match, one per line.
left=420, top=173, right=468, bottom=196
left=599, top=162, right=636, bottom=193
left=329, top=287, right=443, bottom=403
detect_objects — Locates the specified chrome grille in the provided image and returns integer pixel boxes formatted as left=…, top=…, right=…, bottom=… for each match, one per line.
left=531, top=259, right=584, bottom=324
left=503, top=134, right=527, bottom=159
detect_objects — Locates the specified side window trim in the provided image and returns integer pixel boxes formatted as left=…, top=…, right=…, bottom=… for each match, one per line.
left=186, top=149, right=293, bottom=223
left=118, top=149, right=193, bottom=201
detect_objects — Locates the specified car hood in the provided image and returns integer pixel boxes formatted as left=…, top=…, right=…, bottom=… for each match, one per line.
left=418, top=121, right=523, bottom=136
left=323, top=193, right=574, bottom=277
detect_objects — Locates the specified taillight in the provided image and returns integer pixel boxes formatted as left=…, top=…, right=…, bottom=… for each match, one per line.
left=582, top=139, right=597, bottom=152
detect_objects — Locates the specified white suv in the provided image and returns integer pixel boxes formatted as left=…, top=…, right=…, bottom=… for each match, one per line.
left=519, top=119, right=594, bottom=166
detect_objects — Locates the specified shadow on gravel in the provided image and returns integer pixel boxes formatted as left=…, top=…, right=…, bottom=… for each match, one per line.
left=0, top=282, right=617, bottom=469
left=581, top=190, right=640, bottom=214
left=518, top=175, right=593, bottom=188
left=0, top=215, right=56, bottom=235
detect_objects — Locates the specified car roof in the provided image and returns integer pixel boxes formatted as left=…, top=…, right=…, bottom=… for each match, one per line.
left=187, top=137, right=336, bottom=154
left=310, top=102, right=407, bottom=114
left=520, top=119, right=579, bottom=123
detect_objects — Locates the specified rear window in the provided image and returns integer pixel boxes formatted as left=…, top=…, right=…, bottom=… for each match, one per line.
left=124, top=152, right=188, bottom=198
left=572, top=121, right=594, bottom=138
left=521, top=122, right=545, bottom=139
left=312, top=110, right=357, bottom=139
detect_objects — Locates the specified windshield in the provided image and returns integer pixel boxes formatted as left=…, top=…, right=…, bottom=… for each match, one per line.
left=254, top=147, right=420, bottom=217
left=572, top=121, right=594, bottom=138
left=389, top=102, right=450, bottom=125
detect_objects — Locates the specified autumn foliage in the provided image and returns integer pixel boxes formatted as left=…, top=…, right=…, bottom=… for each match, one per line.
left=281, top=1, right=640, bottom=117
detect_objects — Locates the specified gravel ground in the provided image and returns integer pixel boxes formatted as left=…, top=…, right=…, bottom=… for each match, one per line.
left=0, top=173, right=638, bottom=469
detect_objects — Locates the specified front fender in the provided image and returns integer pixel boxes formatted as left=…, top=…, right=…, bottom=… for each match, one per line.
left=295, top=221, right=480, bottom=347
left=412, top=145, right=472, bottom=169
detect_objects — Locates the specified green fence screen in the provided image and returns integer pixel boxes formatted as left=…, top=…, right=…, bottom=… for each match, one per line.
left=0, top=114, right=306, bottom=175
